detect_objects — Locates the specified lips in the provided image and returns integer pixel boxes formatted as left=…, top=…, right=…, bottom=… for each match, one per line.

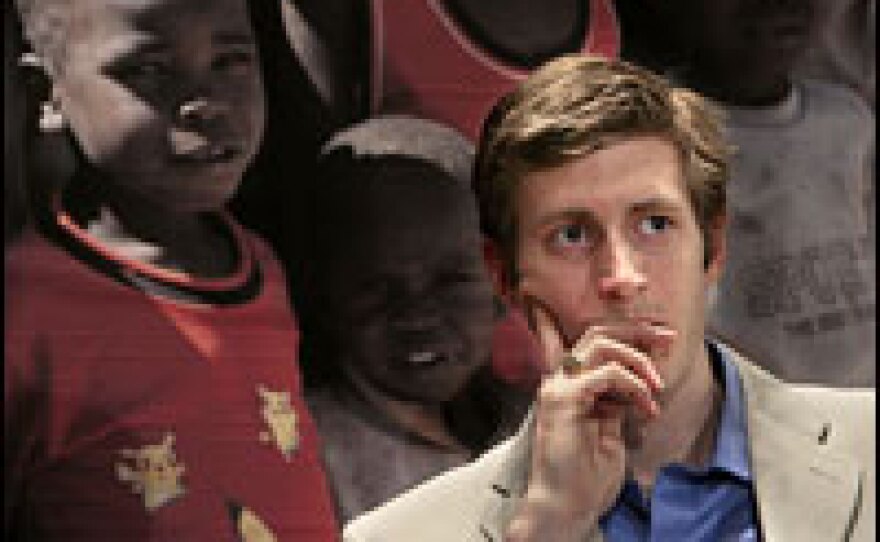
left=170, top=143, right=243, bottom=165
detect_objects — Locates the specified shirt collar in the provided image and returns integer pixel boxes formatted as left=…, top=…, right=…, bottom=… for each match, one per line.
left=707, top=340, right=752, bottom=482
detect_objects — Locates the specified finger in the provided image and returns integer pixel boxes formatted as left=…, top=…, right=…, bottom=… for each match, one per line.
left=525, top=298, right=566, bottom=373
left=583, top=363, right=659, bottom=418
left=542, top=362, right=658, bottom=419
left=572, top=323, right=676, bottom=358
left=571, top=336, right=665, bottom=392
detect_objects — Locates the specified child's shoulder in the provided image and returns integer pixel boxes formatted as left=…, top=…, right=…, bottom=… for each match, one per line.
left=6, top=229, right=78, bottom=282
left=5, top=229, right=94, bottom=333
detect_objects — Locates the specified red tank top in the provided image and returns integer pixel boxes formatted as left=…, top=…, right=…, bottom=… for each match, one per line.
left=371, top=0, right=620, bottom=141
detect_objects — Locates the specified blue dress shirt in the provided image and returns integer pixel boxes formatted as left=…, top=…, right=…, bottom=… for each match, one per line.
left=599, top=342, right=760, bottom=541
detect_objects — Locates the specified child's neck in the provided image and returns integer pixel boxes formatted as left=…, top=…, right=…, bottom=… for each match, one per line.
left=344, top=372, right=467, bottom=451
left=75, top=186, right=236, bottom=279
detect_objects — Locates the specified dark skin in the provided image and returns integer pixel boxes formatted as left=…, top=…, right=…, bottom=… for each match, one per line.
left=652, top=0, right=826, bottom=106
left=38, top=0, right=265, bottom=278
left=306, top=159, right=530, bottom=448
left=312, top=163, right=494, bottom=406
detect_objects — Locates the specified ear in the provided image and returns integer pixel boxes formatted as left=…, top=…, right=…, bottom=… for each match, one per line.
left=704, top=213, right=727, bottom=286
left=482, top=237, right=511, bottom=300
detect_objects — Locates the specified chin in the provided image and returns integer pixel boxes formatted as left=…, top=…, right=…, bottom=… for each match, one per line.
left=389, top=379, right=472, bottom=405
left=172, top=186, right=240, bottom=213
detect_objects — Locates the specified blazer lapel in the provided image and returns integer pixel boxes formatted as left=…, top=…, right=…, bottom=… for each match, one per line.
left=734, top=353, right=863, bottom=542
left=476, top=347, right=863, bottom=542
left=477, top=410, right=533, bottom=542
left=476, top=410, right=604, bottom=542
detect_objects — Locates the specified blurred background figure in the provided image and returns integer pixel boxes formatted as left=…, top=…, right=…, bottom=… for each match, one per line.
left=5, top=6, right=31, bottom=245
left=626, top=0, right=875, bottom=387
left=302, top=116, right=530, bottom=523
left=278, top=0, right=620, bottom=139
left=238, top=0, right=626, bottom=392
left=795, top=0, right=875, bottom=108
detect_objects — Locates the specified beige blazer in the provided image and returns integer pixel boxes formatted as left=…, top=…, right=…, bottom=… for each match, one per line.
left=344, top=344, right=875, bottom=541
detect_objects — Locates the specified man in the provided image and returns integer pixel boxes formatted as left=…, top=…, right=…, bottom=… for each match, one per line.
left=343, top=55, right=875, bottom=541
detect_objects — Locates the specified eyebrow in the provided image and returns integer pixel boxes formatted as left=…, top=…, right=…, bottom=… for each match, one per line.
left=532, top=197, right=687, bottom=229
left=630, top=197, right=688, bottom=214
left=533, top=208, right=600, bottom=230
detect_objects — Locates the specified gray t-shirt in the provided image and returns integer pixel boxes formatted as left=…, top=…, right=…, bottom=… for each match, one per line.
left=307, top=388, right=472, bottom=524
left=709, top=79, right=875, bottom=387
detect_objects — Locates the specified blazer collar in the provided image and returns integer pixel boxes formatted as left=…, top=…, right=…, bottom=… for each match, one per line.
left=477, top=408, right=535, bottom=542
left=724, top=344, right=863, bottom=542
left=477, top=344, right=863, bottom=542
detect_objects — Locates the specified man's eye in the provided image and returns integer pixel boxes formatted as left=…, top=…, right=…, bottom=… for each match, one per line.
left=553, top=224, right=589, bottom=247
left=638, top=215, right=674, bottom=235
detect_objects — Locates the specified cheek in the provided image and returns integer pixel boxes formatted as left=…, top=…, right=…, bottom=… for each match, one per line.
left=344, top=316, right=391, bottom=358
left=518, top=248, right=590, bottom=306
left=62, top=80, right=165, bottom=167
left=457, top=300, right=495, bottom=350
left=226, top=77, right=266, bottom=147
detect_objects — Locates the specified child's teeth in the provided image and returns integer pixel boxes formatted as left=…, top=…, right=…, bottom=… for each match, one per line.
left=409, top=351, right=436, bottom=364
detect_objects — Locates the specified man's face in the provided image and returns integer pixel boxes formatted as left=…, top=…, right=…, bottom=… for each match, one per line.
left=50, top=0, right=265, bottom=213
left=319, top=163, right=495, bottom=404
left=510, top=136, right=724, bottom=395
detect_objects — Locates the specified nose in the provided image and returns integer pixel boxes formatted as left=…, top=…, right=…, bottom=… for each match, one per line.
left=388, top=281, right=445, bottom=332
left=595, top=234, right=647, bottom=301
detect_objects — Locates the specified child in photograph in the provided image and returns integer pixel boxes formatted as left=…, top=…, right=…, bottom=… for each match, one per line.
left=303, top=116, right=530, bottom=523
left=5, top=0, right=338, bottom=539
left=645, top=0, right=876, bottom=387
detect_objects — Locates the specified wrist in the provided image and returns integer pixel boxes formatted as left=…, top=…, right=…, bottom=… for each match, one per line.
left=505, top=495, right=600, bottom=542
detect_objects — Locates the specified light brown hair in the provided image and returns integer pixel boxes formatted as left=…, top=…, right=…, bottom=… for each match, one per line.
left=474, top=54, right=732, bottom=283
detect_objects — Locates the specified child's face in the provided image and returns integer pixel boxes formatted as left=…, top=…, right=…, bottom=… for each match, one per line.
left=318, top=162, right=495, bottom=404
left=50, top=0, right=265, bottom=212
left=672, top=0, right=821, bottom=83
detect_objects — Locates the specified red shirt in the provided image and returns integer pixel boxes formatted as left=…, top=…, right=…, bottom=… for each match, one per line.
left=371, top=0, right=620, bottom=141
left=5, top=213, right=339, bottom=541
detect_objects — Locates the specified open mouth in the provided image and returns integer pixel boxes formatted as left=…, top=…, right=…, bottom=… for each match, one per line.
left=397, top=348, right=461, bottom=369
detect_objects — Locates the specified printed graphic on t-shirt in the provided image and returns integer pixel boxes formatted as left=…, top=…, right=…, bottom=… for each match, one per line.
left=115, top=433, right=187, bottom=512
left=730, top=233, right=874, bottom=337
left=233, top=504, right=278, bottom=542
left=257, top=385, right=300, bottom=460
